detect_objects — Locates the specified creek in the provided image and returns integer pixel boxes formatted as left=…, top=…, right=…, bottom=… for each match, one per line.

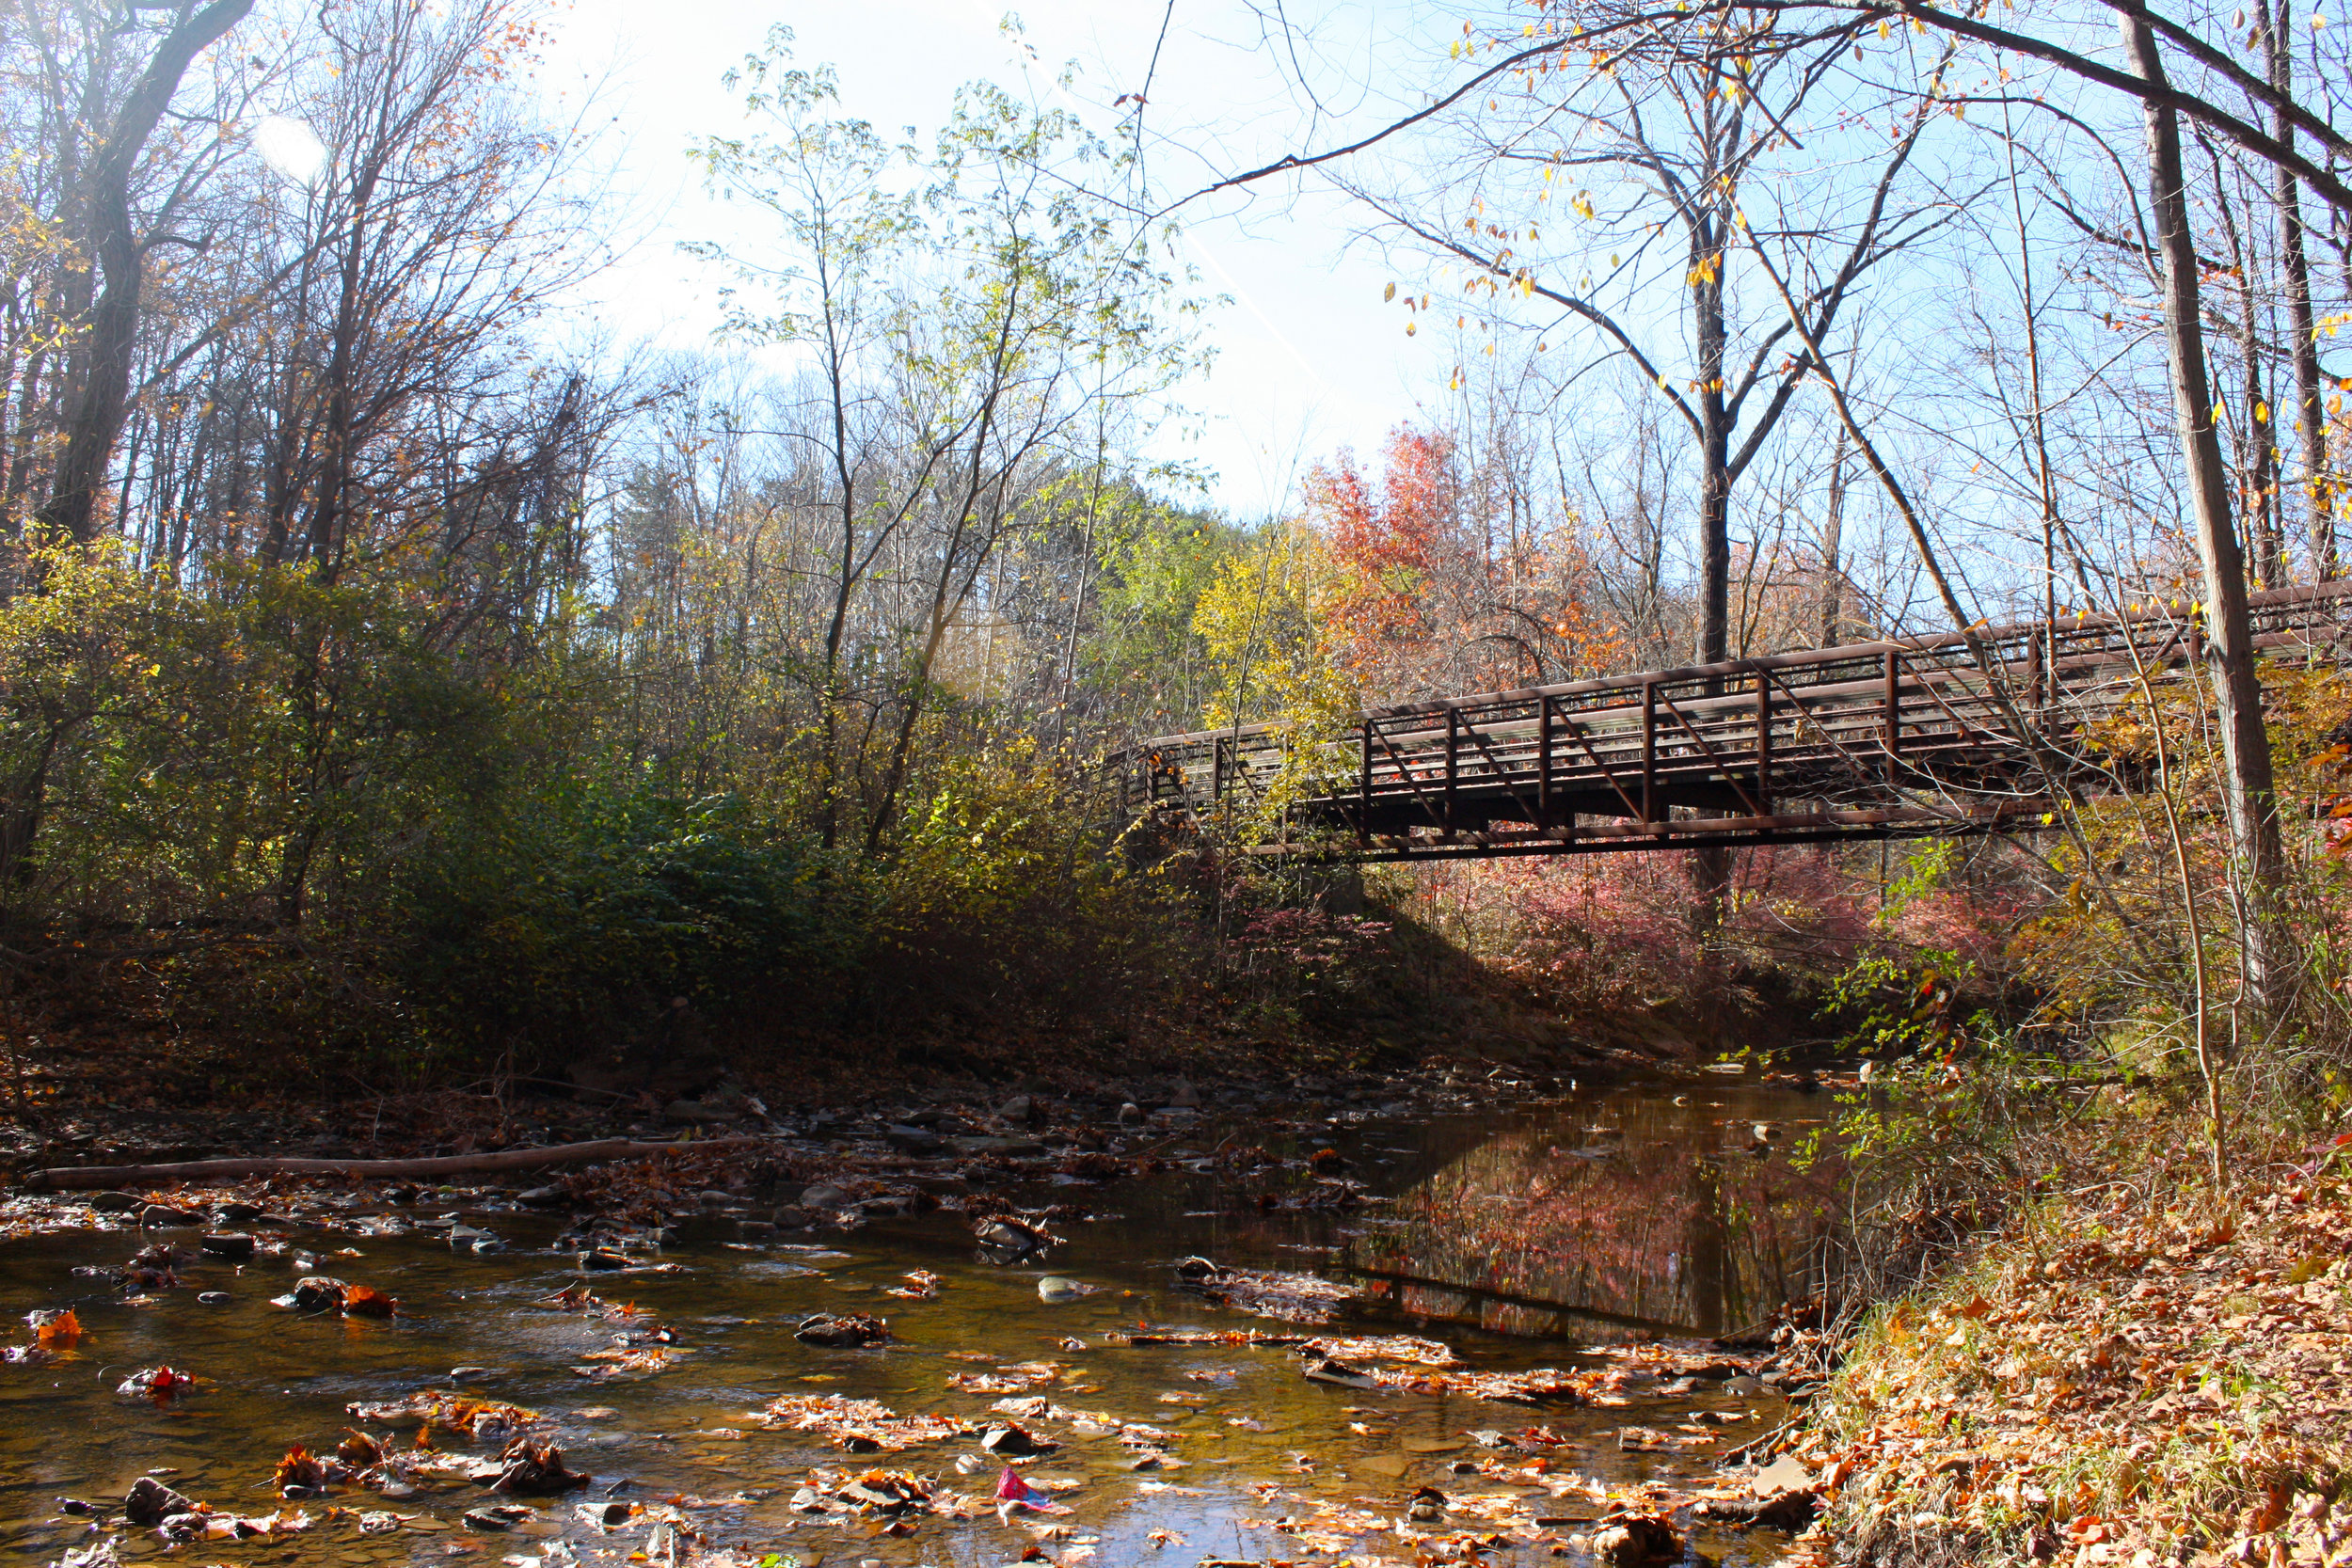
left=0, top=1076, right=1837, bottom=1567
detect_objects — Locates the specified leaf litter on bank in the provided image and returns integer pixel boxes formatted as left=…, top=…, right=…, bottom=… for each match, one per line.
left=1787, top=1156, right=2352, bottom=1568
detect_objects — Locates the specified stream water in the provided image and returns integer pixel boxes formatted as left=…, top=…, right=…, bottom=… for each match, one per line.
left=0, top=1077, right=1840, bottom=1567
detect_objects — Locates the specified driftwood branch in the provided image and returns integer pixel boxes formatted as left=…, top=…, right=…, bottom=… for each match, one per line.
left=23, top=1136, right=772, bottom=1191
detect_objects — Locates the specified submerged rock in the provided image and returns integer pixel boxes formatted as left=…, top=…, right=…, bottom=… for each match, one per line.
left=1302, top=1354, right=1375, bottom=1389
left=793, top=1311, right=890, bottom=1348
left=122, top=1476, right=195, bottom=1527
left=979, top=1421, right=1057, bottom=1456
left=1591, top=1511, right=1683, bottom=1566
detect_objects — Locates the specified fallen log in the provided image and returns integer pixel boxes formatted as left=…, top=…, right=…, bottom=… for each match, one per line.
left=23, top=1136, right=771, bottom=1191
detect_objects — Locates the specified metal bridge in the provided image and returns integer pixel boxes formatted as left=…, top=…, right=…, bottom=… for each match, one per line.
left=1121, top=580, right=2352, bottom=862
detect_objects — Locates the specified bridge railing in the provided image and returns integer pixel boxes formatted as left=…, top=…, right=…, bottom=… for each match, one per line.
left=1121, top=580, right=2352, bottom=856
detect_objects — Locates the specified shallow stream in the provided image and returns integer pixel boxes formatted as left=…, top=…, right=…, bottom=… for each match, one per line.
left=0, top=1077, right=1839, bottom=1567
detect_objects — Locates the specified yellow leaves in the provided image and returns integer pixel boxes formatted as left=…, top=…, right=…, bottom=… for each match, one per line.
left=1686, top=254, right=1722, bottom=287
left=1383, top=281, right=1396, bottom=303
left=1191, top=520, right=1354, bottom=741
left=1879, top=18, right=1892, bottom=36
left=2255, top=399, right=2270, bottom=424
left=1569, top=190, right=1597, bottom=220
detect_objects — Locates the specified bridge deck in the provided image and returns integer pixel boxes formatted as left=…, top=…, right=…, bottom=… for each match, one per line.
left=1121, top=580, right=2352, bottom=860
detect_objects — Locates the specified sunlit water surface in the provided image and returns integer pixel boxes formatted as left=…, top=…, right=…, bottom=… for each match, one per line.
left=0, top=1080, right=1836, bottom=1567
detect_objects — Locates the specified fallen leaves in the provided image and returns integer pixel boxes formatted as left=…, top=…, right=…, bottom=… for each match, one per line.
left=271, top=1276, right=397, bottom=1318
left=884, top=1268, right=941, bottom=1299
left=485, top=1437, right=590, bottom=1494
left=31, top=1307, right=82, bottom=1346
left=115, top=1365, right=197, bottom=1402
left=757, top=1392, right=974, bottom=1450
left=1172, top=1257, right=1358, bottom=1324
left=273, top=1444, right=330, bottom=1492
left=347, top=1390, right=543, bottom=1442
left=1804, top=1156, right=2352, bottom=1568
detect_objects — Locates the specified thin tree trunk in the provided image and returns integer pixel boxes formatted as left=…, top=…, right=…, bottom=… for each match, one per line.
left=2124, top=2, right=2291, bottom=1021
left=1691, top=215, right=1734, bottom=940
left=1819, top=424, right=1848, bottom=648
left=2270, top=0, right=2332, bottom=581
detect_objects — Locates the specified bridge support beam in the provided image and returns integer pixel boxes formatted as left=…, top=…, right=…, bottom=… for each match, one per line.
left=1640, top=679, right=1657, bottom=827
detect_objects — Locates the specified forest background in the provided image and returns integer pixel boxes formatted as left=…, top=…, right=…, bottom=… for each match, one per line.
left=3, top=0, right=2350, bottom=1132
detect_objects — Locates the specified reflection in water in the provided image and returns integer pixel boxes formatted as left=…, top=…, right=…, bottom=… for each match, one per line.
left=1344, top=1087, right=1840, bottom=1338
left=0, top=1082, right=1836, bottom=1565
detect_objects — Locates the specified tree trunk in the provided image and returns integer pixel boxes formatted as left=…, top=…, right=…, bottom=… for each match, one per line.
left=39, top=0, right=253, bottom=543
left=2124, top=4, right=2291, bottom=1019
left=1819, top=426, right=1849, bottom=648
left=2269, top=0, right=2332, bottom=581
left=1691, top=229, right=1734, bottom=942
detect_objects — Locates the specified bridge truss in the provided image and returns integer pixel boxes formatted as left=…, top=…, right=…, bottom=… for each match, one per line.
left=1121, top=581, right=2352, bottom=862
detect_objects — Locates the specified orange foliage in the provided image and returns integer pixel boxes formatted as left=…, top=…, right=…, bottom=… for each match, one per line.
left=273, top=1445, right=328, bottom=1491
left=340, top=1284, right=397, bottom=1319
left=32, top=1308, right=81, bottom=1347
left=1308, top=424, right=1622, bottom=705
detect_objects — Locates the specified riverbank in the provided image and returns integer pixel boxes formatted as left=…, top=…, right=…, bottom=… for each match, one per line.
left=1772, top=1113, right=2351, bottom=1568
left=0, top=975, right=1769, bottom=1184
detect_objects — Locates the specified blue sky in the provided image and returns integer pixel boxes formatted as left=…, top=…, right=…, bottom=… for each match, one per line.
left=538, top=0, right=1453, bottom=516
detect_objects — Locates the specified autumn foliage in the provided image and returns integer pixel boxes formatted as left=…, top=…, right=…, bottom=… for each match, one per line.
left=1307, top=426, right=1621, bottom=705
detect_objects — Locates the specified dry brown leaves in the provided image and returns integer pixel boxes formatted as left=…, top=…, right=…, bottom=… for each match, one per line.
left=1370, top=1365, right=1597, bottom=1404
left=1305, top=1334, right=1461, bottom=1367
left=1806, top=1155, right=2352, bottom=1568
left=346, top=1390, right=543, bottom=1442
left=758, top=1392, right=975, bottom=1451
left=1173, top=1259, right=1359, bottom=1325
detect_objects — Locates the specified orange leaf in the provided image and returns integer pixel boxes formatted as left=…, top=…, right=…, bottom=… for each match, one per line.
left=340, top=1285, right=397, bottom=1319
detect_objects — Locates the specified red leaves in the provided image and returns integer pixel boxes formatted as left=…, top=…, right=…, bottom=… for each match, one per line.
left=118, top=1365, right=195, bottom=1402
